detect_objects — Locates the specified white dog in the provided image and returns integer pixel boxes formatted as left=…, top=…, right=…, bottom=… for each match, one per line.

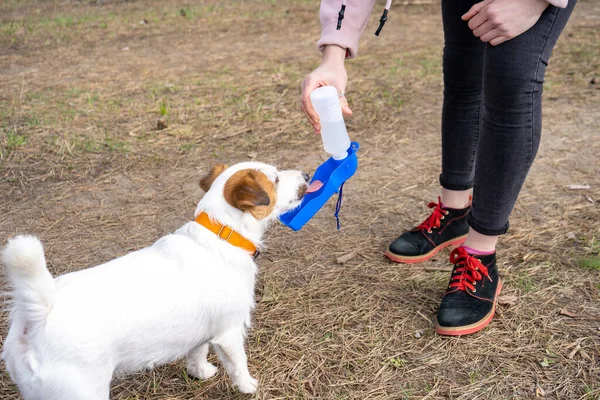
left=1, top=162, right=310, bottom=399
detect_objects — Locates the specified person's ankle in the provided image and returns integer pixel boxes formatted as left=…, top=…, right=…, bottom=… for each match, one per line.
left=462, top=228, right=498, bottom=253
left=441, top=188, right=471, bottom=209
left=462, top=245, right=495, bottom=256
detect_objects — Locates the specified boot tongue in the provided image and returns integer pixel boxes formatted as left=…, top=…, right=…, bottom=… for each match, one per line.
left=306, top=180, right=323, bottom=194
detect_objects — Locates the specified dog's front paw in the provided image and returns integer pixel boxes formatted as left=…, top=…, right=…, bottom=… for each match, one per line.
left=236, top=376, right=258, bottom=394
left=187, top=362, right=218, bottom=380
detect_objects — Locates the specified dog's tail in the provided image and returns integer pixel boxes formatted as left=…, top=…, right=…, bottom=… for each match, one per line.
left=1, top=235, right=55, bottom=325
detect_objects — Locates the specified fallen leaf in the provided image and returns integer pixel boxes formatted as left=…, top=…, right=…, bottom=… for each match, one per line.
left=336, top=252, right=355, bottom=264
left=535, top=384, right=546, bottom=397
left=566, top=338, right=586, bottom=349
left=139, top=19, right=148, bottom=25
left=247, top=152, right=257, bottom=159
left=568, top=344, right=581, bottom=359
left=579, top=349, right=592, bottom=361
left=559, top=308, right=577, bottom=318
left=539, top=358, right=555, bottom=367
left=121, top=46, right=130, bottom=51
left=498, top=295, right=518, bottom=306
left=585, top=196, right=595, bottom=203
left=567, top=184, right=591, bottom=190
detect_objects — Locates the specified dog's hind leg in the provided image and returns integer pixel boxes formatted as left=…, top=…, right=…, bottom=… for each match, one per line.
left=212, top=331, right=258, bottom=394
left=186, top=343, right=218, bottom=380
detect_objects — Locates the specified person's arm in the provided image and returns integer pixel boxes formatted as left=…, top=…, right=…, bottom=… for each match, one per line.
left=462, top=0, right=562, bottom=46
left=546, top=0, right=567, bottom=7
left=317, top=0, right=377, bottom=59
left=301, top=0, right=376, bottom=133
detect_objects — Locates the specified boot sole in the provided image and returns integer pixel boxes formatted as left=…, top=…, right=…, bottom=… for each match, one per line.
left=384, top=234, right=467, bottom=264
left=435, top=280, right=503, bottom=336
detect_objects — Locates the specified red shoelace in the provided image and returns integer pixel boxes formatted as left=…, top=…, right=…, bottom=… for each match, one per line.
left=417, top=197, right=449, bottom=233
left=448, top=247, right=491, bottom=293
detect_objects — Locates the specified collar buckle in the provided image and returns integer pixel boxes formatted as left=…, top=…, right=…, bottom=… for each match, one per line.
left=217, top=225, right=234, bottom=242
left=195, top=212, right=258, bottom=260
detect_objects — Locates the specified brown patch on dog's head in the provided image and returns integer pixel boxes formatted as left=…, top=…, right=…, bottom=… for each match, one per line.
left=200, top=164, right=228, bottom=192
left=224, top=169, right=276, bottom=220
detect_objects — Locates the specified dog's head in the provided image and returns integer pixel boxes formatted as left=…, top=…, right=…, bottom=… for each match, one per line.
left=198, top=162, right=309, bottom=222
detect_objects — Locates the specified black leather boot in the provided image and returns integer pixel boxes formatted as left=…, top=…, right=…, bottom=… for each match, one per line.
left=436, top=247, right=502, bottom=336
left=386, top=197, right=469, bottom=263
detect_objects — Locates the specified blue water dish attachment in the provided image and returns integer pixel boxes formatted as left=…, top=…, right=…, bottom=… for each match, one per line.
left=280, top=142, right=360, bottom=231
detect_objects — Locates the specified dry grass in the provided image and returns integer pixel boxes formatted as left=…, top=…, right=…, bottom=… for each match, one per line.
left=1, top=0, right=599, bottom=399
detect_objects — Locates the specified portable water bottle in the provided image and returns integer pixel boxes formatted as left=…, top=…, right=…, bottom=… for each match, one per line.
left=279, top=85, right=359, bottom=231
left=310, top=86, right=351, bottom=160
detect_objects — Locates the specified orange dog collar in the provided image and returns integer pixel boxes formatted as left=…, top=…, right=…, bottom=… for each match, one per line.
left=194, top=212, right=259, bottom=259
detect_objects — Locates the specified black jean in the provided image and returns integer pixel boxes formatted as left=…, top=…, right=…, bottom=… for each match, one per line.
left=439, top=0, right=576, bottom=236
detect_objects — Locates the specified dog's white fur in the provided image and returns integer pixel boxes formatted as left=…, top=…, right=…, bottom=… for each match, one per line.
left=1, top=162, right=308, bottom=399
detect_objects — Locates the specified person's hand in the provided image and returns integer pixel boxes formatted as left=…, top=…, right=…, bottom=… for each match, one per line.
left=462, top=0, right=549, bottom=46
left=301, top=45, right=352, bottom=134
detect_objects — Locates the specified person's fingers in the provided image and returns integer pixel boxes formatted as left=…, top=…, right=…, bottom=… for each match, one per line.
left=300, top=78, right=321, bottom=126
left=339, top=95, right=353, bottom=116
left=479, top=28, right=502, bottom=43
left=489, top=35, right=509, bottom=46
left=473, top=20, right=495, bottom=38
left=467, top=9, right=488, bottom=31
left=461, top=7, right=478, bottom=21
left=300, top=98, right=318, bottom=128
left=302, top=75, right=349, bottom=133
left=299, top=100, right=314, bottom=128
left=301, top=77, right=331, bottom=133
left=300, top=101, right=320, bottom=132
left=461, top=0, right=486, bottom=21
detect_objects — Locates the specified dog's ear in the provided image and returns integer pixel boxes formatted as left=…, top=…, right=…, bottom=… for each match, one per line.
left=200, top=164, right=228, bottom=192
left=224, top=170, right=276, bottom=220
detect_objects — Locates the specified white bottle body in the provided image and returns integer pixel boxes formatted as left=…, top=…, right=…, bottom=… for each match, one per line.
left=310, top=86, right=351, bottom=160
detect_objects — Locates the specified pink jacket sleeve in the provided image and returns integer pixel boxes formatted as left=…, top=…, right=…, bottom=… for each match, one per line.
left=317, top=0, right=376, bottom=59
left=317, top=0, right=567, bottom=59
left=546, top=0, right=568, bottom=7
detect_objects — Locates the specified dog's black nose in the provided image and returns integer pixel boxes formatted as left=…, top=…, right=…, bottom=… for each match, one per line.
left=302, top=172, right=310, bottom=182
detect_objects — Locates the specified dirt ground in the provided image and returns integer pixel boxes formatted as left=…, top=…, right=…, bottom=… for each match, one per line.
left=1, top=0, right=599, bottom=399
